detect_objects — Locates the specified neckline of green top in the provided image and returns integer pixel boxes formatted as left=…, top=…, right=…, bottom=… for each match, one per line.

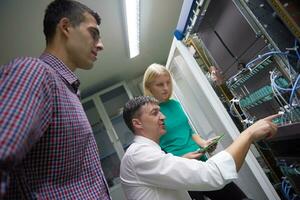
left=159, top=99, right=173, bottom=105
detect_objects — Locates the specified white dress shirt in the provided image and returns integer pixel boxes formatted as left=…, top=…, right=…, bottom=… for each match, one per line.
left=120, top=136, right=238, bottom=200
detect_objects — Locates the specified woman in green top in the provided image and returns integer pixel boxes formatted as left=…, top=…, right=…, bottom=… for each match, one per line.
left=142, top=63, right=248, bottom=200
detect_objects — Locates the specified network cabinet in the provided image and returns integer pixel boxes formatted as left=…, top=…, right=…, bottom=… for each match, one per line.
left=168, top=0, right=299, bottom=199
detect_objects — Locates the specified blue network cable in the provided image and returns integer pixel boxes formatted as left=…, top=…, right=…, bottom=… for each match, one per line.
left=246, top=51, right=289, bottom=69
left=270, top=71, right=300, bottom=106
left=280, top=176, right=300, bottom=200
left=281, top=178, right=292, bottom=200
left=294, top=39, right=300, bottom=61
left=289, top=74, right=300, bottom=105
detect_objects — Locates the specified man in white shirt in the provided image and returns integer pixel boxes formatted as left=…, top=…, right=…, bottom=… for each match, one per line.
left=120, top=96, right=278, bottom=200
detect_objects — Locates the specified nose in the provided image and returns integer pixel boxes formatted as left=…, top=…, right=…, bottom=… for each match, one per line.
left=160, top=112, right=166, bottom=120
left=96, top=39, right=104, bottom=52
left=163, top=83, right=168, bottom=90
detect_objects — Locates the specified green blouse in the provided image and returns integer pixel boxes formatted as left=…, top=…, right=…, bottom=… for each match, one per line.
left=159, top=99, right=207, bottom=161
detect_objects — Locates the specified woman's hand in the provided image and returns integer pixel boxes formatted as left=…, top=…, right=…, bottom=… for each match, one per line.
left=182, top=151, right=204, bottom=159
left=201, top=137, right=219, bottom=153
left=192, top=134, right=219, bottom=153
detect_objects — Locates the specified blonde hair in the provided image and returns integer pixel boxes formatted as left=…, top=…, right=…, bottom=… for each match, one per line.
left=143, top=63, right=173, bottom=100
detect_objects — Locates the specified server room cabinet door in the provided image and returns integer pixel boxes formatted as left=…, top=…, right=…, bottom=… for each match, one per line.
left=82, top=99, right=121, bottom=188
left=81, top=83, right=133, bottom=199
left=166, top=38, right=280, bottom=200
left=99, top=84, right=134, bottom=153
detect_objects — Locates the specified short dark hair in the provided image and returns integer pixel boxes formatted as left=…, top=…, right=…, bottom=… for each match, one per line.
left=123, top=96, right=158, bottom=132
left=43, top=0, right=101, bottom=44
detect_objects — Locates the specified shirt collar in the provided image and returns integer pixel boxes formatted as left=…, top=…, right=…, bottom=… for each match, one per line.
left=134, top=135, right=162, bottom=150
left=40, top=53, right=80, bottom=90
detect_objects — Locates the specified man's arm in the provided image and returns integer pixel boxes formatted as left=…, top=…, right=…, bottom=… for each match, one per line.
left=0, top=58, right=54, bottom=196
left=226, top=115, right=278, bottom=171
left=121, top=143, right=237, bottom=191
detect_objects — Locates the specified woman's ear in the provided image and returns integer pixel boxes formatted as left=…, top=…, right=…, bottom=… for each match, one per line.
left=147, top=85, right=153, bottom=93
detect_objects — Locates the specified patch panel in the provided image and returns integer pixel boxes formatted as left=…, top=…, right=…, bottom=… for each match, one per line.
left=227, top=57, right=273, bottom=89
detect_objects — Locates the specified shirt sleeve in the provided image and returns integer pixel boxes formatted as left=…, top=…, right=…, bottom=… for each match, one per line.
left=189, top=125, right=196, bottom=136
left=123, top=143, right=237, bottom=191
left=0, top=57, right=54, bottom=195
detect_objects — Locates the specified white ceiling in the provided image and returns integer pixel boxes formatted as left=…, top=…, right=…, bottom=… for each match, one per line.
left=0, top=0, right=183, bottom=97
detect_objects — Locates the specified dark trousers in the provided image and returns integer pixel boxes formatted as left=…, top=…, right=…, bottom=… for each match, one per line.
left=188, top=182, right=248, bottom=200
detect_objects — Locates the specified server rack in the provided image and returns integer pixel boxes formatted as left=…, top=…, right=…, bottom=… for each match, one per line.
left=168, top=0, right=300, bottom=199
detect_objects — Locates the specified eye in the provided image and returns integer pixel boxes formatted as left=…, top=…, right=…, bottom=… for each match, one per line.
left=151, top=109, right=159, bottom=116
left=89, top=28, right=100, bottom=41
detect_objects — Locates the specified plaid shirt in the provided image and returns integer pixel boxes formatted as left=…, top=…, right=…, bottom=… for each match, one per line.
left=0, top=53, right=111, bottom=199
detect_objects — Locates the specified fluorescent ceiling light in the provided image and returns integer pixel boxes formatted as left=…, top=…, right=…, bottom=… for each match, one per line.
left=123, top=0, right=140, bottom=58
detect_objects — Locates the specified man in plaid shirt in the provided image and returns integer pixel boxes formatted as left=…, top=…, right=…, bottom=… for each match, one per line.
left=0, top=0, right=111, bottom=199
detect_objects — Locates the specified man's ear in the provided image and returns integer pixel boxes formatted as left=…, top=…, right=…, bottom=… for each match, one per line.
left=132, top=118, right=143, bottom=130
left=58, top=17, right=72, bottom=37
